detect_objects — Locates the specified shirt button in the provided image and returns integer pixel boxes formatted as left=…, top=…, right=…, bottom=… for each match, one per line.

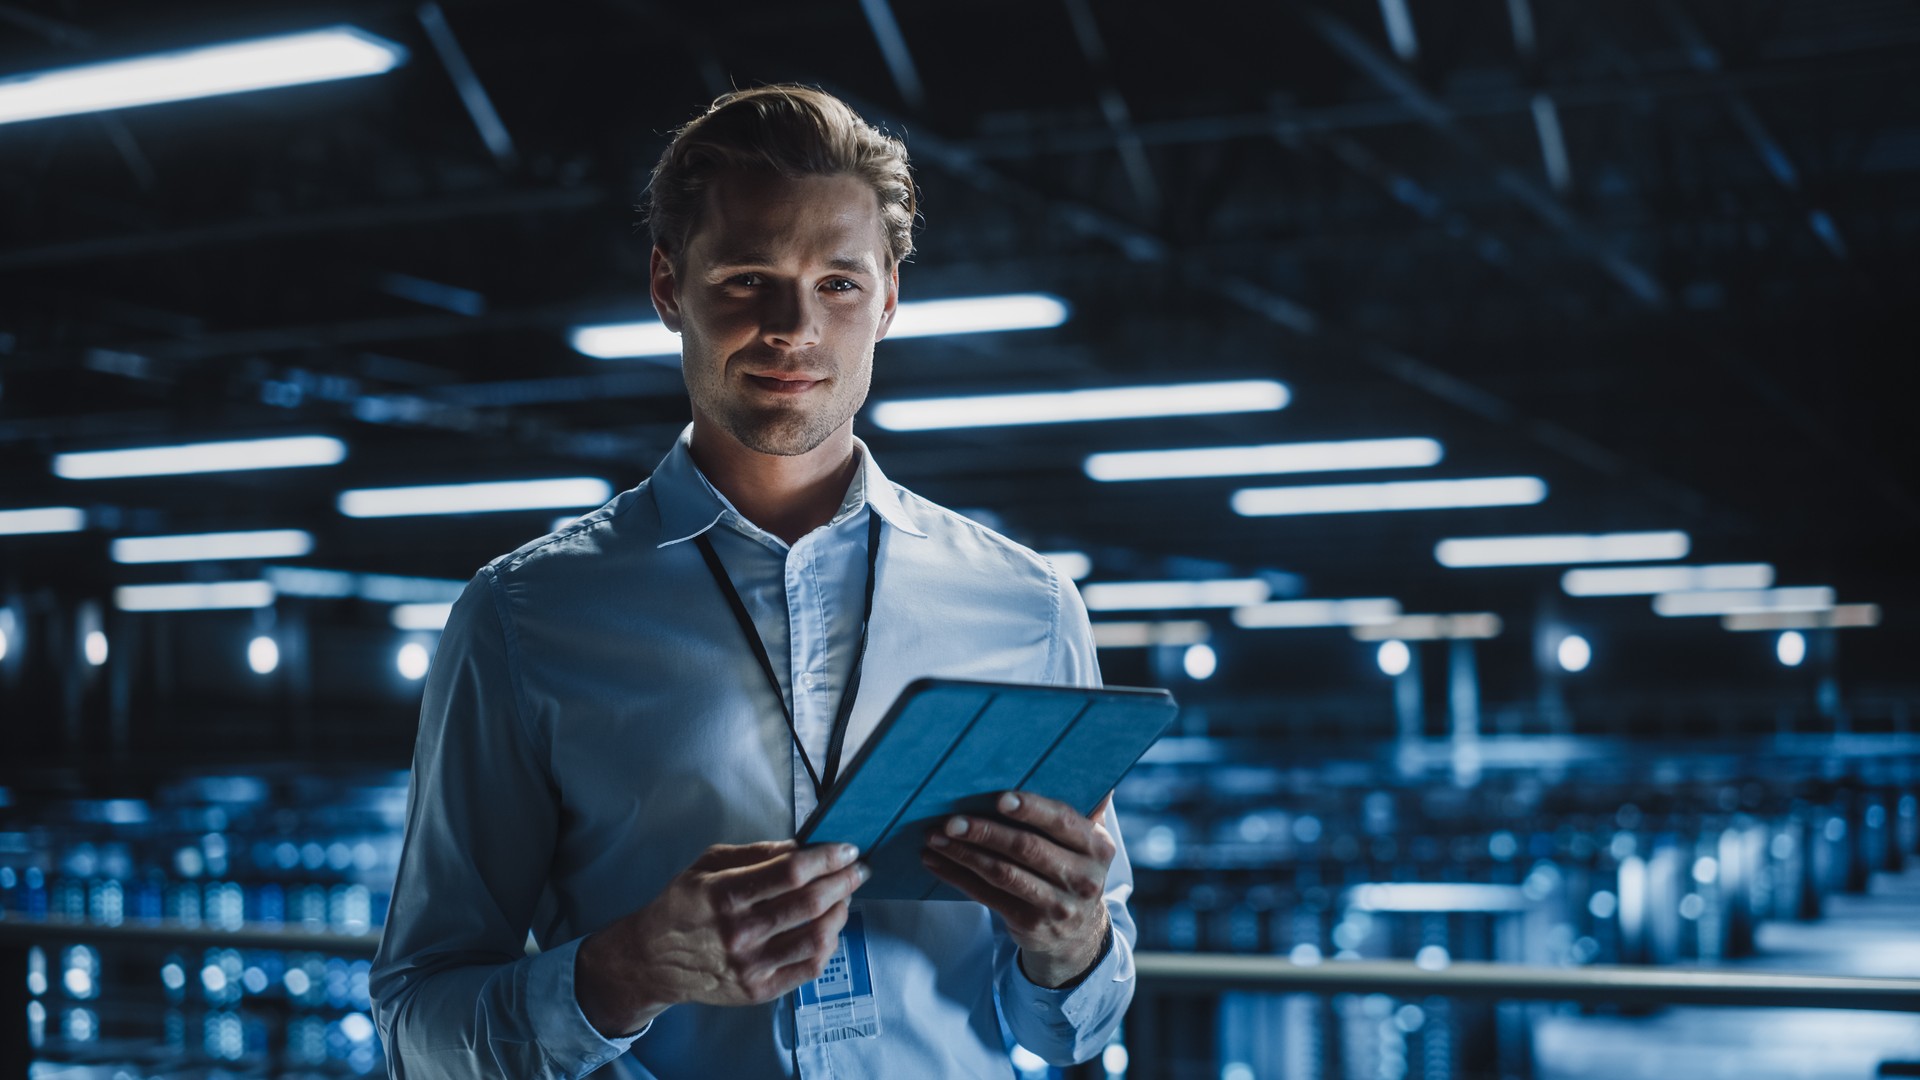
left=800, top=671, right=815, bottom=691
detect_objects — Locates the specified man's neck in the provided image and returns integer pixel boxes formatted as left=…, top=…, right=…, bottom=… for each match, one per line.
left=686, top=417, right=860, bottom=545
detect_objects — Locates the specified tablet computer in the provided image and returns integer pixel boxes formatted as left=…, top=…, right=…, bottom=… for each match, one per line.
left=796, top=678, right=1179, bottom=901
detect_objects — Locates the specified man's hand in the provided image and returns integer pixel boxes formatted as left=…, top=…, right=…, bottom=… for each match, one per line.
left=575, top=840, right=869, bottom=1037
left=920, top=791, right=1117, bottom=989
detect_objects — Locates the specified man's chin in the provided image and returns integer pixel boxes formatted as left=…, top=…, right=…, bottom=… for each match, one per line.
left=726, top=412, right=843, bottom=458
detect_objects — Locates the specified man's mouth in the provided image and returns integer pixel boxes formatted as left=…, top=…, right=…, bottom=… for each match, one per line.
left=745, top=373, right=825, bottom=394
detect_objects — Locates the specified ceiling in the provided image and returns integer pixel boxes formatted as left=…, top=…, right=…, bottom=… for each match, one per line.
left=1, top=0, right=1916, bottom=738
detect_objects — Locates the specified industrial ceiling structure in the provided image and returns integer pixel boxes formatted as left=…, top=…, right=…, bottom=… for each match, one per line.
left=2, top=0, right=1915, bottom=754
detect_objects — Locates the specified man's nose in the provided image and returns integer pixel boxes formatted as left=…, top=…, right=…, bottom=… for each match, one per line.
left=760, top=283, right=824, bottom=350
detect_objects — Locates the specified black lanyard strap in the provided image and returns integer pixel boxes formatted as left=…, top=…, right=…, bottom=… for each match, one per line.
left=693, top=510, right=882, bottom=797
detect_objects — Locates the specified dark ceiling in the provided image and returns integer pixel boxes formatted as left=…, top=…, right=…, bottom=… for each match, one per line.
left=1, top=0, right=1916, bottom=735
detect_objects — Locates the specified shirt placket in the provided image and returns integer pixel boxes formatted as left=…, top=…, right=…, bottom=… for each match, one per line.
left=785, top=537, right=828, bottom=828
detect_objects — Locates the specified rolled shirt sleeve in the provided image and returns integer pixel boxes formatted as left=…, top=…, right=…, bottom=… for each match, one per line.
left=370, top=567, right=639, bottom=1078
left=994, top=566, right=1139, bottom=1065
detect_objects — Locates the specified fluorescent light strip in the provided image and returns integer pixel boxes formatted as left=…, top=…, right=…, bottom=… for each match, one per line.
left=1039, top=551, right=1092, bottom=581
left=0, top=507, right=86, bottom=535
left=1653, top=587, right=1836, bottom=618
left=1087, top=438, right=1443, bottom=482
left=1722, top=604, right=1881, bottom=632
left=111, top=529, right=313, bottom=564
left=1082, top=578, right=1270, bottom=612
left=1562, top=563, right=1773, bottom=596
left=338, top=478, right=611, bottom=518
left=114, top=581, right=274, bottom=612
left=1350, top=613, right=1503, bottom=641
left=571, top=293, right=1070, bottom=360
left=1090, top=620, right=1210, bottom=649
left=870, top=380, right=1289, bottom=432
left=0, top=27, right=407, bottom=127
left=1232, top=598, right=1401, bottom=629
left=1436, top=531, right=1690, bottom=568
left=264, top=566, right=464, bottom=603
left=54, top=436, right=346, bottom=479
left=391, top=603, right=454, bottom=631
left=887, top=293, right=1068, bottom=338
left=1232, top=476, right=1546, bottom=517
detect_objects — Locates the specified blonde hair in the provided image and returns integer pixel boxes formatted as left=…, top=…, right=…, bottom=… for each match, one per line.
left=645, top=84, right=917, bottom=267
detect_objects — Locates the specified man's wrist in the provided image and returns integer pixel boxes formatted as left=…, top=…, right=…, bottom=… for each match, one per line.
left=576, top=925, right=671, bottom=1037
left=1018, top=914, right=1114, bottom=990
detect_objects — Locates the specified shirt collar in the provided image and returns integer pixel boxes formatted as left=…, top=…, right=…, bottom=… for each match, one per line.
left=652, top=424, right=927, bottom=548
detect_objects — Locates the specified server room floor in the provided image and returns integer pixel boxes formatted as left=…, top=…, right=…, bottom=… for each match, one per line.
left=1535, top=865, right=1920, bottom=1079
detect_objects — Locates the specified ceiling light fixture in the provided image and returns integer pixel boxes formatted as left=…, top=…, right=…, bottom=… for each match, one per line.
left=1231, top=598, right=1402, bottom=629
left=337, top=478, right=612, bottom=518
left=1082, top=579, right=1270, bottom=612
left=1085, top=437, right=1443, bottom=482
left=870, top=380, right=1289, bottom=432
left=0, top=27, right=407, bottom=127
left=1561, top=563, right=1773, bottom=596
left=0, top=507, right=87, bottom=536
left=1232, top=476, right=1545, bottom=517
left=1436, top=531, right=1690, bottom=568
left=111, top=530, right=314, bottom=564
left=54, top=436, right=347, bottom=480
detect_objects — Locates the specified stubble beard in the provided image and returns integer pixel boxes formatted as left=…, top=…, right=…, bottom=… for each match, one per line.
left=689, top=347, right=873, bottom=458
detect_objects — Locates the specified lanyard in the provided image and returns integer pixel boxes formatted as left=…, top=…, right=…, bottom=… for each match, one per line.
left=693, top=511, right=882, bottom=797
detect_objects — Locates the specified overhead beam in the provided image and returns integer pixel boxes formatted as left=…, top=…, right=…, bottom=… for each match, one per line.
left=856, top=0, right=927, bottom=111
left=1060, top=0, right=1161, bottom=213
left=1302, top=6, right=1667, bottom=308
left=416, top=2, right=518, bottom=171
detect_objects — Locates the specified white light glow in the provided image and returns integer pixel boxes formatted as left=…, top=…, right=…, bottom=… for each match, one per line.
left=887, top=293, right=1069, bottom=338
left=1085, top=437, right=1444, bottom=482
left=113, top=581, right=274, bottom=612
left=390, top=603, right=453, bottom=631
left=247, top=636, right=279, bottom=675
left=338, top=477, right=611, bottom=518
left=1082, top=578, right=1269, bottom=611
left=1090, top=620, right=1210, bottom=649
left=1232, top=598, right=1402, bottom=629
left=54, top=436, right=346, bottom=479
left=0, top=27, right=406, bottom=127
left=111, top=529, right=313, bottom=564
left=1351, top=613, right=1502, bottom=641
left=1722, top=604, right=1881, bottom=632
left=84, top=630, right=109, bottom=666
left=1562, top=563, right=1773, bottom=596
left=1776, top=631, right=1807, bottom=667
left=1231, top=476, right=1545, bottom=517
left=396, top=641, right=430, bottom=680
left=1102, top=1042, right=1130, bottom=1076
left=0, top=627, right=8, bottom=663
left=1377, top=639, right=1411, bottom=676
left=1436, top=531, right=1690, bottom=568
left=1039, top=551, right=1092, bottom=580
left=0, top=506, right=86, bottom=535
left=572, top=293, right=1071, bottom=360
left=1182, top=643, right=1217, bottom=680
left=870, top=380, right=1288, bottom=432
left=1349, top=883, right=1531, bottom=913
left=567, top=321, right=681, bottom=360
left=1557, top=634, right=1591, bottom=673
left=1653, top=587, right=1835, bottom=617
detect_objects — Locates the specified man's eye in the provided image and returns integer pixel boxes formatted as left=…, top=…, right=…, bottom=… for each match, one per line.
left=823, top=278, right=858, bottom=293
left=727, top=273, right=762, bottom=287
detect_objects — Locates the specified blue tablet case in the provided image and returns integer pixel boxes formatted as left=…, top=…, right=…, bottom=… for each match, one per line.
left=796, top=678, right=1179, bottom=901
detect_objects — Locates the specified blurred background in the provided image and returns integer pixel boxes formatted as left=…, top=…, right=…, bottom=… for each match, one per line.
left=1, top=0, right=1917, bottom=1076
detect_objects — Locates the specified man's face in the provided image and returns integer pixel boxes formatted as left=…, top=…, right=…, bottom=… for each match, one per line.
left=652, top=170, right=898, bottom=458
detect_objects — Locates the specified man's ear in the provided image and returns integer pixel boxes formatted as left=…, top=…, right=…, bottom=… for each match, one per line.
left=874, top=261, right=900, bottom=343
left=649, top=245, right=684, bottom=333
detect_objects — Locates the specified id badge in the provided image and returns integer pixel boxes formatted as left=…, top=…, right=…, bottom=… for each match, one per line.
left=794, top=908, right=881, bottom=1046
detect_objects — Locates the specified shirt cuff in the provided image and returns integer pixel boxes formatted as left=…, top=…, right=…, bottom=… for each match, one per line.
left=1003, top=927, right=1133, bottom=1028
left=526, top=936, right=647, bottom=1073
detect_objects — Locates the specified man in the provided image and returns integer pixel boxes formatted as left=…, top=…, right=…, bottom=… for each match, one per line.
left=371, top=85, right=1136, bottom=1079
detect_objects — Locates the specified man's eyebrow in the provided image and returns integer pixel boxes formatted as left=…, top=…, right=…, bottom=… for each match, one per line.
left=705, top=252, right=878, bottom=275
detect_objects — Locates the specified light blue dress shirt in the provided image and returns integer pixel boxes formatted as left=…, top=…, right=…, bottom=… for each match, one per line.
left=371, top=428, right=1137, bottom=1079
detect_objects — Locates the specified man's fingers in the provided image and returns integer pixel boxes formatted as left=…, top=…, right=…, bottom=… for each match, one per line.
left=750, top=862, right=869, bottom=940
left=926, top=830, right=1080, bottom=917
left=692, top=839, right=797, bottom=870
left=921, top=847, right=1042, bottom=928
left=718, top=842, right=861, bottom=910
left=992, top=791, right=1098, bottom=855
left=937, top=814, right=1081, bottom=890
